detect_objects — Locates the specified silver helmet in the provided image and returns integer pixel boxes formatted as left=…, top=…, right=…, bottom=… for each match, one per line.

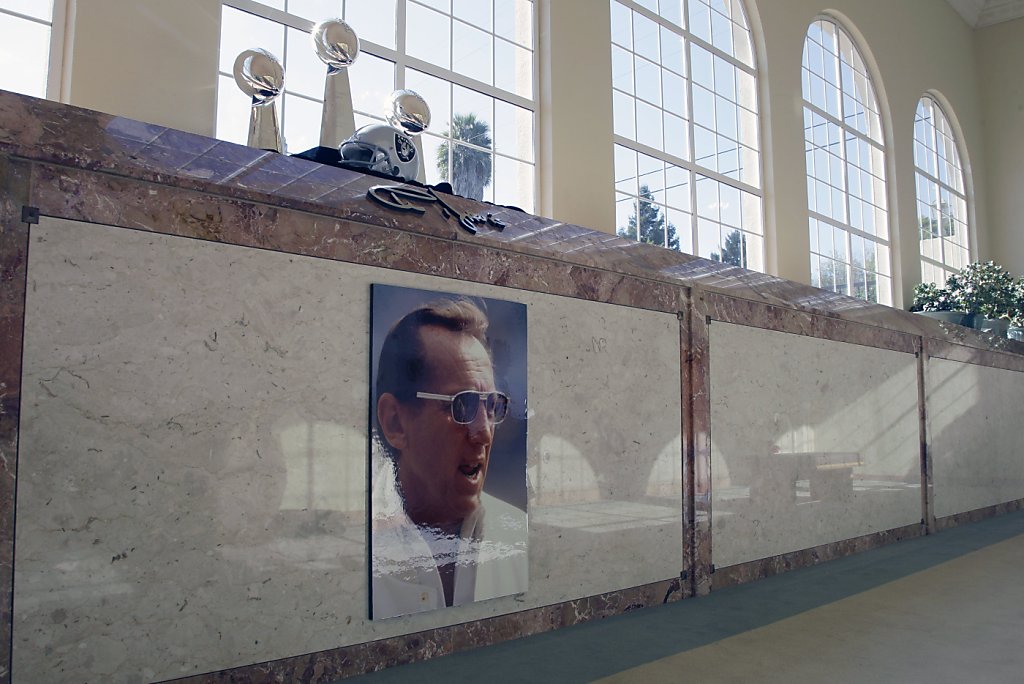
left=338, top=123, right=418, bottom=181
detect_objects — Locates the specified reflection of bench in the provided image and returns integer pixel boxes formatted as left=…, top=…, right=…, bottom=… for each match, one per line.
left=750, top=452, right=863, bottom=503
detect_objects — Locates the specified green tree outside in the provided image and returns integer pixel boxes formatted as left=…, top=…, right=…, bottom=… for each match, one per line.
left=437, top=112, right=492, bottom=201
left=710, top=229, right=746, bottom=267
left=618, top=184, right=680, bottom=250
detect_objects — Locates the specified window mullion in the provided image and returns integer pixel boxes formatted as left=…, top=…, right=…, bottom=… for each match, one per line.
left=612, top=135, right=760, bottom=197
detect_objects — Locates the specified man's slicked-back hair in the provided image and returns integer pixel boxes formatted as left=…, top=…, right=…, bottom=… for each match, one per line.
left=374, top=298, right=491, bottom=460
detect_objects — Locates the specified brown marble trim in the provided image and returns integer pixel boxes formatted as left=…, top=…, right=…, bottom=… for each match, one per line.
left=448, top=241, right=683, bottom=314
left=933, top=499, right=1024, bottom=532
left=917, top=340, right=934, bottom=533
left=4, top=91, right=1024, bottom=354
left=711, top=522, right=927, bottom=590
left=700, top=290, right=918, bottom=355
left=165, top=578, right=684, bottom=683
left=688, top=293, right=713, bottom=597
left=677, top=289, right=694, bottom=599
left=0, top=157, right=32, bottom=684
left=26, top=163, right=682, bottom=315
left=924, top=337, right=1024, bottom=373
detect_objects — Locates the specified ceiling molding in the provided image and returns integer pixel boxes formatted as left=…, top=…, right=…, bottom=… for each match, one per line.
left=946, top=0, right=1024, bottom=27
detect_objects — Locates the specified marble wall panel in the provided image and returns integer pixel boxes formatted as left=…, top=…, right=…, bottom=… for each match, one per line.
left=928, top=357, right=1024, bottom=518
left=709, top=321, right=922, bottom=569
left=13, top=217, right=682, bottom=683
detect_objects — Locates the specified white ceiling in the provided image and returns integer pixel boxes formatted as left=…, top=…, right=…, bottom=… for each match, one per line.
left=945, top=0, right=1024, bottom=28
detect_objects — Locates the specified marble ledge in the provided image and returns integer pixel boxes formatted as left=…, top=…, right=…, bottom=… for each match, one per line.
left=2, top=89, right=1023, bottom=359
left=701, top=291, right=919, bottom=354
left=25, top=163, right=684, bottom=314
left=711, top=522, right=926, bottom=590
left=167, top=578, right=683, bottom=683
left=933, top=499, right=1024, bottom=532
left=924, top=337, right=1024, bottom=373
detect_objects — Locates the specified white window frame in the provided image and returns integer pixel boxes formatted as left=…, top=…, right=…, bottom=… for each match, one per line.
left=219, top=0, right=538, bottom=208
left=913, top=94, right=971, bottom=285
left=0, top=0, right=68, bottom=101
left=611, top=0, right=765, bottom=270
left=802, top=16, right=893, bottom=305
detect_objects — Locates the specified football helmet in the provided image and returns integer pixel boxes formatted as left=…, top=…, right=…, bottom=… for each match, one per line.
left=338, top=123, right=418, bottom=181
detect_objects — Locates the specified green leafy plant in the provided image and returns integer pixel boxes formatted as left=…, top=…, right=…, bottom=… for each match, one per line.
left=910, top=282, right=955, bottom=312
left=1010, top=279, right=1024, bottom=328
left=944, top=261, right=1016, bottom=318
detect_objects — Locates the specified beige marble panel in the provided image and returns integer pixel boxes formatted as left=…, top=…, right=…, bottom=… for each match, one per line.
left=14, top=218, right=682, bottom=683
left=928, top=358, right=1024, bottom=518
left=709, top=322, right=921, bottom=569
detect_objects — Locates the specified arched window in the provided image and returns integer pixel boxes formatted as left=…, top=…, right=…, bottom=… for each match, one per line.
left=611, top=0, right=763, bottom=270
left=802, top=18, right=891, bottom=305
left=217, top=1, right=536, bottom=211
left=914, top=96, right=970, bottom=285
left=0, top=1, right=62, bottom=100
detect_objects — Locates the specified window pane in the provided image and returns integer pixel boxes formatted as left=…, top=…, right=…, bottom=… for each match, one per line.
left=216, top=74, right=249, bottom=145
left=282, top=94, right=322, bottom=154
left=494, top=99, right=534, bottom=162
left=287, top=0, right=338, bottom=21
left=346, top=0, right=396, bottom=49
left=3, top=0, right=53, bottom=21
left=452, top=20, right=492, bottom=84
left=220, top=7, right=284, bottom=75
left=493, top=155, right=533, bottom=209
left=407, top=3, right=451, bottom=69
left=349, top=53, right=395, bottom=118
left=0, top=12, right=49, bottom=98
left=454, top=0, right=491, bottom=30
left=494, top=39, right=532, bottom=99
left=495, top=0, right=532, bottom=48
left=285, top=26, right=326, bottom=99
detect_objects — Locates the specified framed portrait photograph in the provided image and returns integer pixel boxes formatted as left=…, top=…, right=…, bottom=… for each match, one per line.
left=369, top=284, right=528, bottom=619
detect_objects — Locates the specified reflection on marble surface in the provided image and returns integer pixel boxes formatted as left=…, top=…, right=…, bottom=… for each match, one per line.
left=14, top=218, right=682, bottom=682
left=710, top=322, right=921, bottom=569
left=525, top=292, right=683, bottom=598
left=928, top=358, right=1024, bottom=518
left=5, top=87, right=1024, bottom=356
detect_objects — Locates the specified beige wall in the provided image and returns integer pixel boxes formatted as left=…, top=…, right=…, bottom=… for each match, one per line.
left=977, top=17, right=1024, bottom=277
left=64, top=0, right=220, bottom=137
left=55, top=0, right=1007, bottom=306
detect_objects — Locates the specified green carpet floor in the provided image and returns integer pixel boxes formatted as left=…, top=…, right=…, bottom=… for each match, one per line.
left=347, top=510, right=1024, bottom=683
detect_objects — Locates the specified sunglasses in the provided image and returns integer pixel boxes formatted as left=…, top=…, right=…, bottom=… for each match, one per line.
left=415, top=390, right=510, bottom=425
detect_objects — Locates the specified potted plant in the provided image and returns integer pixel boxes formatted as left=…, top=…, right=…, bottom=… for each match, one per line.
left=945, top=261, right=1016, bottom=335
left=1009, top=279, right=1024, bottom=342
left=910, top=282, right=967, bottom=326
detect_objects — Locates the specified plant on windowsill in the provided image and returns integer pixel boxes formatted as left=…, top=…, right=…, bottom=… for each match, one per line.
left=946, top=261, right=1017, bottom=336
left=909, top=281, right=967, bottom=326
left=1008, top=280, right=1024, bottom=342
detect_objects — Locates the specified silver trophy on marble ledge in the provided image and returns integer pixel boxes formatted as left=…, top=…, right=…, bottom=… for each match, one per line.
left=386, top=89, right=431, bottom=183
left=337, top=89, right=431, bottom=183
left=312, top=18, right=360, bottom=148
left=233, top=48, right=285, bottom=152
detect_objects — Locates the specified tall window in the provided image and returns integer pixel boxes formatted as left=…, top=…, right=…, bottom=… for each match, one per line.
left=611, top=0, right=764, bottom=271
left=802, top=18, right=891, bottom=305
left=0, top=1, right=59, bottom=99
left=914, top=96, right=970, bottom=286
left=217, top=1, right=536, bottom=211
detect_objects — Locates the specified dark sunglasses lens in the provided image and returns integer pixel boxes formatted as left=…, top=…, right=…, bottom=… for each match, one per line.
left=489, top=393, right=509, bottom=423
left=450, top=392, right=509, bottom=424
left=451, top=392, right=479, bottom=423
